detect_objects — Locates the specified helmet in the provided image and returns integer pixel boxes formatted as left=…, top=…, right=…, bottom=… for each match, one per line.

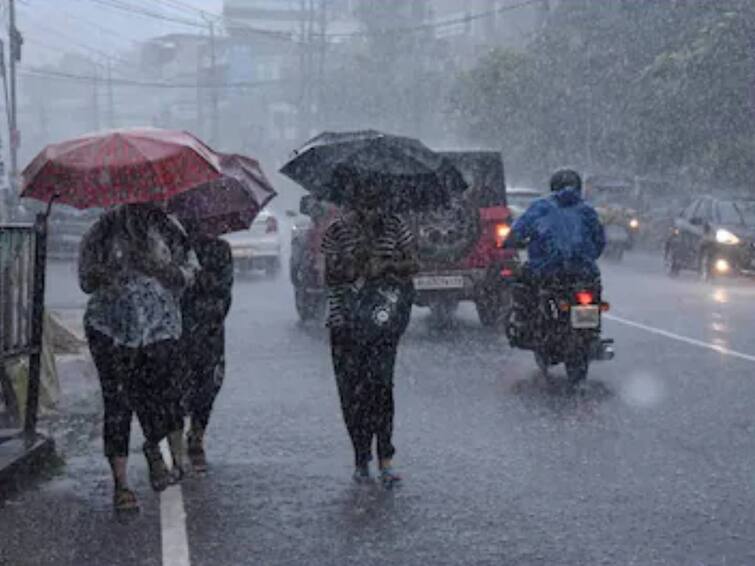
left=550, top=168, right=582, bottom=192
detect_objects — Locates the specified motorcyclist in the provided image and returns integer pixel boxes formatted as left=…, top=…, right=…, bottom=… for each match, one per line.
left=507, top=168, right=605, bottom=346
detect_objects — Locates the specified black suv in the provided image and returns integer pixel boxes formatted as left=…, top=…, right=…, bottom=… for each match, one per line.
left=665, top=196, right=755, bottom=280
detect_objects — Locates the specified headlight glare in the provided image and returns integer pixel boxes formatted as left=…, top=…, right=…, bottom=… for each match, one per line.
left=715, top=229, right=740, bottom=245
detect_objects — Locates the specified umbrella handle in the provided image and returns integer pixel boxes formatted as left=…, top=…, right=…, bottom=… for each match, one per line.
left=44, top=193, right=60, bottom=219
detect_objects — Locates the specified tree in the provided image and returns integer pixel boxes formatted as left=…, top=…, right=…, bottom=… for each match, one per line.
left=449, top=0, right=755, bottom=190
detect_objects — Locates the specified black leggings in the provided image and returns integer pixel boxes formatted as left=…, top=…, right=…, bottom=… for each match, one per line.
left=86, top=327, right=184, bottom=458
left=182, top=327, right=225, bottom=431
left=330, top=329, right=398, bottom=468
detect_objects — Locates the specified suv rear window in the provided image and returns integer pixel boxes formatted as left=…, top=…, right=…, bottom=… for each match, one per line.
left=440, top=151, right=506, bottom=207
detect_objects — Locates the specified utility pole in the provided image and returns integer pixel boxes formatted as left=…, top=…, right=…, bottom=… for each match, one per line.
left=8, top=0, right=20, bottom=190
left=106, top=59, right=115, bottom=128
left=209, top=21, right=219, bottom=146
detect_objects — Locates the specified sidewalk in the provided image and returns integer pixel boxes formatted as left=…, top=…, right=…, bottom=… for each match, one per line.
left=1, top=309, right=96, bottom=498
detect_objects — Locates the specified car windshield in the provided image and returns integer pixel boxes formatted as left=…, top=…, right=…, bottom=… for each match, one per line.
left=718, top=201, right=755, bottom=226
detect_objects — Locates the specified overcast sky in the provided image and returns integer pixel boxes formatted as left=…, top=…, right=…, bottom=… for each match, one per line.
left=17, top=0, right=224, bottom=66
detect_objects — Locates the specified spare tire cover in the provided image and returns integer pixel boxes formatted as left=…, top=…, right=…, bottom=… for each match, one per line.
left=414, top=196, right=481, bottom=263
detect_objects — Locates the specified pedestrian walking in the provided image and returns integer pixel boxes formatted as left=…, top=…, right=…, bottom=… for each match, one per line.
left=79, top=203, right=199, bottom=511
left=179, top=225, right=234, bottom=472
left=322, top=180, right=419, bottom=487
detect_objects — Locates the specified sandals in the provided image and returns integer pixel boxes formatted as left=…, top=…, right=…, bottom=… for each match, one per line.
left=114, top=487, right=140, bottom=512
left=379, top=467, right=402, bottom=489
left=143, top=442, right=172, bottom=492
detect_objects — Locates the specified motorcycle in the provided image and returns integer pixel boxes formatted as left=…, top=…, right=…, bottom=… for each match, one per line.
left=507, top=275, right=615, bottom=384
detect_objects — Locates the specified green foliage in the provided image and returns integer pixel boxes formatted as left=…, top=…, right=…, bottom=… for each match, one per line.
left=449, top=0, right=755, bottom=190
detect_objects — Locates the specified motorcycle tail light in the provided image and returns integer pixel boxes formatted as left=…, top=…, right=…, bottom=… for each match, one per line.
left=494, top=223, right=511, bottom=248
left=266, top=216, right=279, bottom=233
left=575, top=290, right=594, bottom=305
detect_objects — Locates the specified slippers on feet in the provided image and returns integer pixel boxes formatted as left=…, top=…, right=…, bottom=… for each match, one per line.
left=114, top=488, right=140, bottom=512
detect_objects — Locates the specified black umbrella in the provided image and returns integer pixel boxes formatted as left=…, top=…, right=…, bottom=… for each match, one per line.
left=279, top=130, right=466, bottom=211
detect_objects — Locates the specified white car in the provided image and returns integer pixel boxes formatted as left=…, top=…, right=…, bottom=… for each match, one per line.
left=222, top=209, right=282, bottom=276
left=508, top=187, right=545, bottom=218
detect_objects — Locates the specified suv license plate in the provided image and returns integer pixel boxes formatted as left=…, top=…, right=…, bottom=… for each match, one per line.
left=413, top=275, right=465, bottom=290
left=571, top=305, right=600, bottom=329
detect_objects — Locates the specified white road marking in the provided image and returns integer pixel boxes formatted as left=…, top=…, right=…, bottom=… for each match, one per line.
left=160, top=442, right=191, bottom=566
left=605, top=314, right=755, bottom=363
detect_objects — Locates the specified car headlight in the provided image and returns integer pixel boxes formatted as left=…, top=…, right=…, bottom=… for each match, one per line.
left=715, top=228, right=740, bottom=245
left=628, top=218, right=639, bottom=230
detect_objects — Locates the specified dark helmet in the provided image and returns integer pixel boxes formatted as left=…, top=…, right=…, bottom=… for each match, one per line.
left=550, top=168, right=582, bottom=192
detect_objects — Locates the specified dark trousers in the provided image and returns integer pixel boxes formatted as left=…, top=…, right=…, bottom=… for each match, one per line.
left=330, top=329, right=398, bottom=468
left=182, top=326, right=225, bottom=431
left=86, top=326, right=184, bottom=458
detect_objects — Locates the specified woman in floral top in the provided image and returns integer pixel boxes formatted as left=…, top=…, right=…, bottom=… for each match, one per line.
left=79, top=203, right=199, bottom=511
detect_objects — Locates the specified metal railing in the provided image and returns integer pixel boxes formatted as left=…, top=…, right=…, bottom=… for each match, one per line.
left=0, top=216, right=47, bottom=437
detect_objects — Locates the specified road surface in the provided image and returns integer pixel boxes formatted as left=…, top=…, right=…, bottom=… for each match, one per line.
left=2, top=253, right=755, bottom=566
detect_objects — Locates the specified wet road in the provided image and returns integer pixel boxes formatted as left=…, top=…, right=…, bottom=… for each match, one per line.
left=3, top=253, right=755, bottom=566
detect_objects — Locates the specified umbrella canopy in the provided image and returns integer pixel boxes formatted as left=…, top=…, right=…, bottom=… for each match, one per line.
left=21, top=127, right=224, bottom=209
left=279, top=130, right=466, bottom=211
left=166, top=154, right=277, bottom=237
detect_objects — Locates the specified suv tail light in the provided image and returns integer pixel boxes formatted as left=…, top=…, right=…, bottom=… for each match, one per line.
left=575, top=290, right=595, bottom=305
left=494, top=222, right=511, bottom=248
left=266, top=216, right=278, bottom=234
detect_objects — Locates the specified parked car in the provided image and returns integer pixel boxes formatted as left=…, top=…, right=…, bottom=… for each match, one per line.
left=288, top=150, right=519, bottom=327
left=664, top=196, right=755, bottom=280
left=223, top=208, right=282, bottom=276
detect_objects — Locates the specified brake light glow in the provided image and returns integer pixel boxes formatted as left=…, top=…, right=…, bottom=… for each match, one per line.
left=575, top=290, right=594, bottom=305
left=494, top=223, right=511, bottom=248
left=266, top=216, right=278, bottom=234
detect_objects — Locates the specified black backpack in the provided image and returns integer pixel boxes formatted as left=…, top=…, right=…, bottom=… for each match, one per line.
left=347, top=278, right=414, bottom=342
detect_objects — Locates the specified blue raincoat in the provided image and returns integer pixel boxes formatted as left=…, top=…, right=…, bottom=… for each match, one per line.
left=511, top=187, right=605, bottom=278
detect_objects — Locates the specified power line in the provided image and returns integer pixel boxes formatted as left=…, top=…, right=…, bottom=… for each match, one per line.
left=18, top=7, right=138, bottom=67
left=19, top=67, right=292, bottom=90
left=94, top=0, right=538, bottom=45
left=87, top=0, right=207, bottom=29
left=319, top=0, right=541, bottom=38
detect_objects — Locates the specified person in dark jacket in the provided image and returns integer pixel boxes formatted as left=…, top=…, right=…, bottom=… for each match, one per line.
left=180, top=227, right=234, bottom=472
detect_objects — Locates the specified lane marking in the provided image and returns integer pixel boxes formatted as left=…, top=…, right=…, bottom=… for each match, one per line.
left=605, top=314, right=755, bottom=363
left=160, top=442, right=191, bottom=566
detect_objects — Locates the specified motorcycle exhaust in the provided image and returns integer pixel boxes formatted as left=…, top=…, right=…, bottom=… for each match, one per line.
left=594, top=339, right=615, bottom=361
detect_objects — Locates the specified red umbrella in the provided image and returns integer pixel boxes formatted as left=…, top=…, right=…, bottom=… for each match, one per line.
left=166, top=154, right=277, bottom=237
left=21, top=127, right=224, bottom=209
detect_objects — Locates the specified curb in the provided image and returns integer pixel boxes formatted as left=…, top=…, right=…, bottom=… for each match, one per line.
left=0, top=431, right=57, bottom=498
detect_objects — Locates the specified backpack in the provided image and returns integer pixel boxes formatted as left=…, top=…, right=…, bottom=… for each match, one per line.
left=346, top=277, right=414, bottom=342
